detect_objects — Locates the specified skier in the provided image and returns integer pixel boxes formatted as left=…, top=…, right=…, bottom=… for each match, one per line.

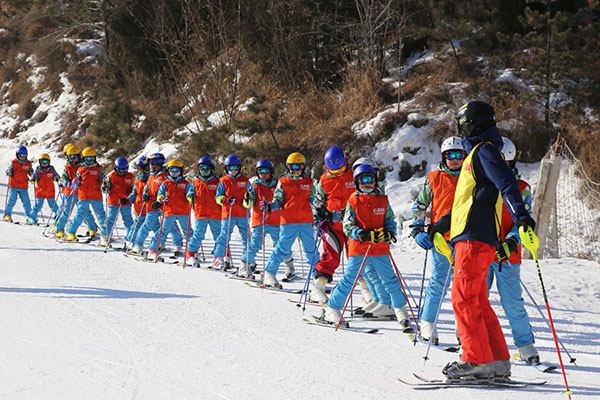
left=410, top=136, right=465, bottom=344
left=185, top=157, right=222, bottom=266
left=238, top=159, right=281, bottom=278
left=65, top=147, right=108, bottom=241
left=28, top=153, right=60, bottom=225
left=212, top=155, right=250, bottom=270
left=309, top=146, right=355, bottom=303
left=130, top=153, right=183, bottom=255
left=100, top=157, right=135, bottom=246
left=261, top=152, right=319, bottom=288
left=4, top=145, right=33, bottom=223
left=324, top=164, right=409, bottom=327
left=124, top=157, right=150, bottom=246
left=488, top=137, right=539, bottom=367
left=147, top=159, right=195, bottom=259
left=54, top=145, right=94, bottom=238
left=429, top=101, right=536, bottom=380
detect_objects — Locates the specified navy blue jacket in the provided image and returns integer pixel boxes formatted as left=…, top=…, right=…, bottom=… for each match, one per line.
left=436, top=126, right=531, bottom=247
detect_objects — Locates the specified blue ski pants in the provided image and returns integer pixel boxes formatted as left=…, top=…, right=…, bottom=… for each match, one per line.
left=134, top=210, right=183, bottom=248
left=105, top=205, right=134, bottom=237
left=363, top=264, right=391, bottom=305
left=149, top=215, right=191, bottom=251
left=125, top=214, right=146, bottom=243
left=242, top=224, right=280, bottom=264
left=421, top=247, right=453, bottom=322
left=55, top=194, right=95, bottom=233
left=328, top=254, right=407, bottom=310
left=5, top=187, right=32, bottom=217
left=487, top=261, right=535, bottom=348
left=67, top=199, right=106, bottom=235
left=265, top=223, right=318, bottom=276
left=29, top=197, right=57, bottom=223
left=213, top=216, right=248, bottom=258
left=187, top=218, right=221, bottom=253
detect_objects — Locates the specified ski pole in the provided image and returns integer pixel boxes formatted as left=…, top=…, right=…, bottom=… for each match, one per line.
left=2, top=185, right=8, bottom=218
left=261, top=202, right=267, bottom=272
left=297, top=237, right=304, bottom=277
left=200, top=243, right=206, bottom=261
left=423, top=233, right=454, bottom=363
left=503, top=259, right=576, bottom=364
left=414, top=249, right=429, bottom=343
left=519, top=226, right=573, bottom=399
left=43, top=192, right=63, bottom=234
left=155, top=212, right=166, bottom=263
left=389, top=253, right=418, bottom=330
left=224, top=200, right=233, bottom=269
left=336, top=243, right=372, bottom=330
left=298, top=222, right=324, bottom=310
left=127, top=201, right=146, bottom=250
left=183, top=199, right=193, bottom=268
left=104, top=204, right=121, bottom=253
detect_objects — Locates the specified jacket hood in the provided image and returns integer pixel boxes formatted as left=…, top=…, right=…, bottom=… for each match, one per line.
left=462, top=126, right=503, bottom=154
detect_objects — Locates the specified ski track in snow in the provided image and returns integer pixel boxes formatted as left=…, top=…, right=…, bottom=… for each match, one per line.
left=1, top=142, right=600, bottom=399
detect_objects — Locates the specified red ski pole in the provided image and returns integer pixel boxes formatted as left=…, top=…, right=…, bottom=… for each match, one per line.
left=336, top=243, right=371, bottom=330
left=154, top=212, right=165, bottom=263
left=183, top=199, right=193, bottom=268
left=389, top=253, right=419, bottom=329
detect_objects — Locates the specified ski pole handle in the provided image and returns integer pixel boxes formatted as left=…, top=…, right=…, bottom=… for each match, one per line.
left=433, top=232, right=453, bottom=265
left=519, top=226, right=539, bottom=259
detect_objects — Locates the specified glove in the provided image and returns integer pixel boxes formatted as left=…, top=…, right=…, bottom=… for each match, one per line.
left=516, top=216, right=536, bottom=232
left=118, top=198, right=128, bottom=206
left=141, top=192, right=151, bottom=202
left=259, top=200, right=272, bottom=214
left=414, top=232, right=433, bottom=250
left=101, top=180, right=111, bottom=193
left=151, top=201, right=162, bottom=210
left=223, top=196, right=235, bottom=205
left=244, top=191, right=253, bottom=203
left=159, top=196, right=169, bottom=204
left=315, top=206, right=333, bottom=224
left=71, top=178, right=80, bottom=188
left=496, top=236, right=519, bottom=261
left=358, top=229, right=377, bottom=243
left=378, top=229, right=397, bottom=243
left=187, top=196, right=195, bottom=203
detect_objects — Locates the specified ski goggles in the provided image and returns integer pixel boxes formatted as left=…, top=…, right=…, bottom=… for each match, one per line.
left=149, top=161, right=163, bottom=167
left=40, top=159, right=50, bottom=165
left=328, top=165, right=346, bottom=176
left=227, top=165, right=240, bottom=172
left=357, top=174, right=375, bottom=184
left=68, top=154, right=78, bottom=161
left=257, top=167, right=271, bottom=175
left=445, top=150, right=465, bottom=160
left=116, top=167, right=128, bottom=174
left=84, top=156, right=95, bottom=162
left=198, top=164, right=211, bottom=171
left=288, top=163, right=303, bottom=171
left=17, top=153, right=27, bottom=160
left=169, top=167, right=182, bottom=173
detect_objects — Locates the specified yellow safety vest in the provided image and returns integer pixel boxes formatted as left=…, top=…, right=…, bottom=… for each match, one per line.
left=450, top=142, right=503, bottom=241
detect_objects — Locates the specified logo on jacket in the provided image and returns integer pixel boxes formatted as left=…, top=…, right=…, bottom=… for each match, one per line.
left=464, top=163, right=471, bottom=172
left=237, top=181, right=247, bottom=187
left=300, top=184, right=310, bottom=191
left=177, top=183, right=186, bottom=188
left=373, top=207, right=385, bottom=215
left=90, top=171, right=98, bottom=175
left=345, top=182, right=355, bottom=189
left=208, top=184, right=217, bottom=190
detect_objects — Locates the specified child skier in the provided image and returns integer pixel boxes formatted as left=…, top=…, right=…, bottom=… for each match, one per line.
left=309, top=146, right=355, bottom=303
left=261, top=152, right=319, bottom=288
left=185, top=157, right=222, bottom=266
left=213, top=154, right=250, bottom=270
left=323, top=164, right=409, bottom=327
left=124, top=157, right=150, bottom=247
left=147, top=159, right=195, bottom=259
left=487, top=137, right=539, bottom=367
left=29, top=154, right=60, bottom=225
left=130, top=153, right=183, bottom=255
left=4, top=145, right=33, bottom=223
left=65, top=147, right=108, bottom=241
left=410, top=136, right=465, bottom=343
left=100, top=157, right=135, bottom=246
left=238, top=159, right=281, bottom=278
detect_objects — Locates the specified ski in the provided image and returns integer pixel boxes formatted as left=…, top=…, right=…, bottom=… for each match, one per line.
left=302, top=316, right=379, bottom=334
left=287, top=298, right=327, bottom=307
left=244, top=282, right=303, bottom=294
left=511, top=353, right=558, bottom=373
left=123, top=253, right=177, bottom=264
left=408, top=334, right=461, bottom=353
left=397, top=374, right=546, bottom=389
left=281, top=273, right=298, bottom=282
left=226, top=273, right=260, bottom=282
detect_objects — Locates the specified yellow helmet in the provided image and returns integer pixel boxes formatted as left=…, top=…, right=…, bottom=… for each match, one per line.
left=81, top=147, right=96, bottom=157
left=66, top=145, right=80, bottom=156
left=286, top=152, right=306, bottom=165
left=63, top=143, right=75, bottom=153
left=39, top=153, right=51, bottom=162
left=166, top=159, right=184, bottom=169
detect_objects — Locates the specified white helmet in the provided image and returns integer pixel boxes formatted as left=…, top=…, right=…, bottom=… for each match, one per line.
left=440, top=136, right=464, bottom=154
left=352, top=157, right=377, bottom=170
left=501, top=137, right=517, bottom=161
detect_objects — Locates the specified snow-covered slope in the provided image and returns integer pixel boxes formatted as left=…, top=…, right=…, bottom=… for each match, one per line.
left=1, top=141, right=599, bottom=399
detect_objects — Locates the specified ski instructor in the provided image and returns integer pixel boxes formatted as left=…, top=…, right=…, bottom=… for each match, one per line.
left=429, top=100, right=536, bottom=380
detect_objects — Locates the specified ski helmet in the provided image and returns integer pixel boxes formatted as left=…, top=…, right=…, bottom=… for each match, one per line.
left=148, top=153, right=165, bottom=165
left=353, top=164, right=377, bottom=191
left=115, top=157, right=129, bottom=170
left=63, top=143, right=75, bottom=154
left=66, top=145, right=80, bottom=156
left=256, top=159, right=274, bottom=170
left=167, top=159, right=184, bottom=177
left=81, top=147, right=96, bottom=157
left=352, top=157, right=377, bottom=171
left=501, top=137, right=517, bottom=162
left=39, top=153, right=50, bottom=166
left=16, top=145, right=27, bottom=156
left=224, top=154, right=241, bottom=166
left=198, top=156, right=215, bottom=168
left=136, top=156, right=149, bottom=169
left=286, top=152, right=306, bottom=174
left=456, top=101, right=496, bottom=138
left=324, top=146, right=346, bottom=171
left=440, top=136, right=464, bottom=154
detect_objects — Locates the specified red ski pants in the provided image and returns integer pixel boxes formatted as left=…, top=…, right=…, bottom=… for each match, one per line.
left=314, top=223, right=347, bottom=282
left=452, top=240, right=509, bottom=364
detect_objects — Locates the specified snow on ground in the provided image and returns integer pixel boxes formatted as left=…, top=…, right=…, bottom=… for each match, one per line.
left=1, top=142, right=600, bottom=399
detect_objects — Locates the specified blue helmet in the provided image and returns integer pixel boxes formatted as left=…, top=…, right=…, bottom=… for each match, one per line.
left=115, top=157, right=129, bottom=169
left=353, top=164, right=376, bottom=179
left=136, top=156, right=148, bottom=168
left=256, top=159, right=274, bottom=170
left=16, top=145, right=27, bottom=156
left=148, top=153, right=165, bottom=164
left=198, top=156, right=215, bottom=168
left=224, top=154, right=241, bottom=166
left=324, top=145, right=346, bottom=171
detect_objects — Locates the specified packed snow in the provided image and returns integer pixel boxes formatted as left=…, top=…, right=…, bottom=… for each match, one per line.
left=1, top=139, right=599, bottom=400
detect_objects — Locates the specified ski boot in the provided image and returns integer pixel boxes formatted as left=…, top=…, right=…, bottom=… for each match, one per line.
left=418, top=320, right=439, bottom=345
left=262, top=271, right=282, bottom=289
left=65, top=233, right=77, bottom=242
left=213, top=257, right=224, bottom=270
left=354, top=301, right=379, bottom=316
left=55, top=230, right=65, bottom=238
left=492, top=359, right=511, bottom=378
left=359, top=278, right=372, bottom=304
left=518, top=343, right=540, bottom=365
left=308, top=277, right=329, bottom=304
left=3, top=215, right=12, bottom=222
left=283, top=257, right=295, bottom=280
left=237, top=261, right=253, bottom=278
left=442, top=361, right=494, bottom=380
